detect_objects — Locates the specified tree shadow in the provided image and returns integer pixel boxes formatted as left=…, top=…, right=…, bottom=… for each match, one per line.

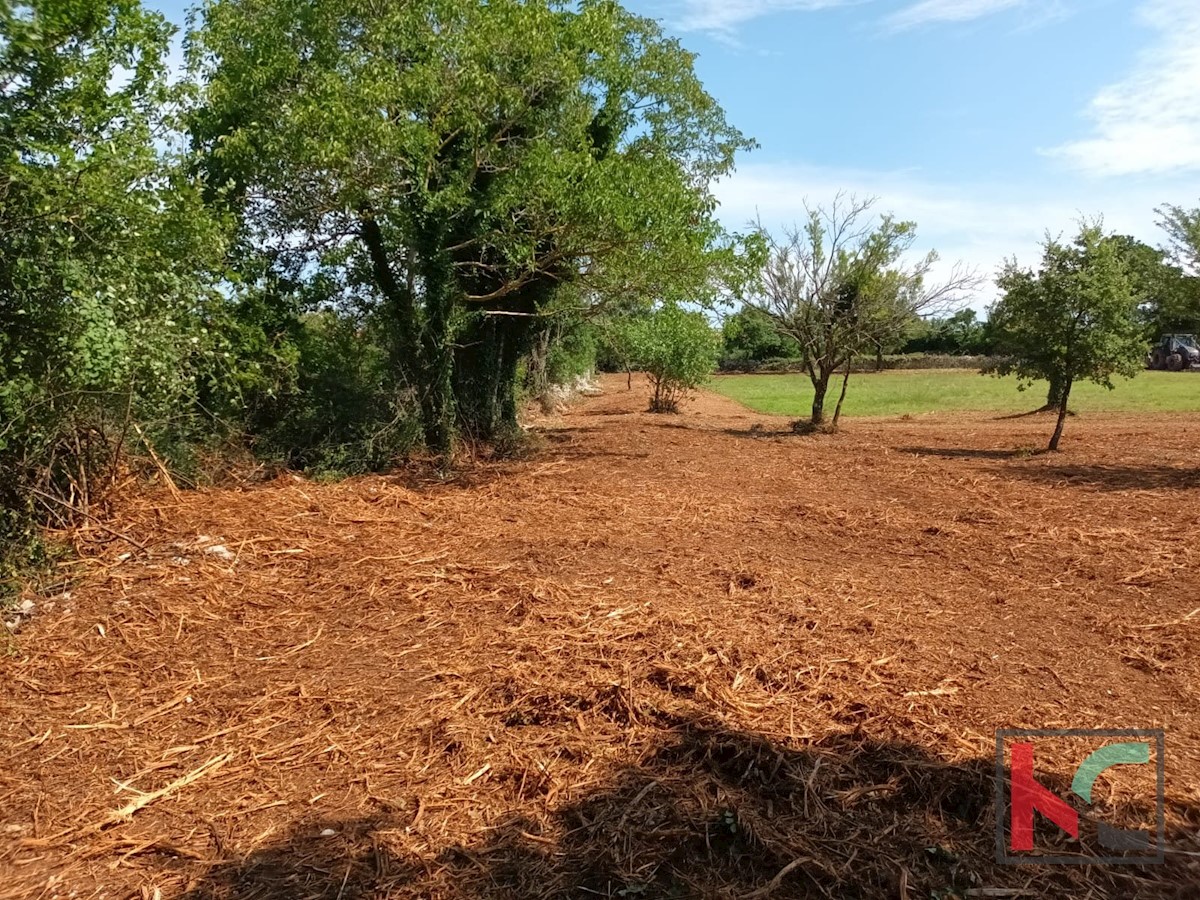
left=994, top=407, right=1076, bottom=421
left=898, top=446, right=1043, bottom=461
left=176, top=721, right=1196, bottom=899
left=721, top=426, right=810, bottom=440
left=1008, top=464, right=1200, bottom=492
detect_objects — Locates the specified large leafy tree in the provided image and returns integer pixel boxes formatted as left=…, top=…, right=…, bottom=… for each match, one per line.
left=1105, top=234, right=1196, bottom=336
left=188, top=0, right=752, bottom=458
left=1, top=0, right=226, bottom=575
left=1158, top=202, right=1200, bottom=272
left=989, top=224, right=1143, bottom=451
left=751, top=196, right=976, bottom=429
left=1151, top=203, right=1200, bottom=333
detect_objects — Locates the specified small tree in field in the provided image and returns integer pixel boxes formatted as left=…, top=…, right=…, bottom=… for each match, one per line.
left=989, top=224, right=1143, bottom=451
left=751, top=195, right=977, bottom=429
left=626, top=305, right=720, bottom=413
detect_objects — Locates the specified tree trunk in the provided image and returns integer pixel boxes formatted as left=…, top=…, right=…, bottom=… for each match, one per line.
left=455, top=278, right=547, bottom=443
left=359, top=211, right=419, bottom=384
left=524, top=325, right=554, bottom=400
left=1045, top=372, right=1067, bottom=411
left=810, top=371, right=831, bottom=425
left=455, top=310, right=532, bottom=443
left=1048, top=376, right=1073, bottom=451
left=417, top=245, right=456, bottom=464
left=875, top=342, right=884, bottom=372
left=831, top=359, right=853, bottom=431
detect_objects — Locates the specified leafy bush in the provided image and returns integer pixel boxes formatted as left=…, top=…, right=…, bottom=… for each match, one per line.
left=721, top=306, right=800, bottom=363
left=626, top=305, right=721, bottom=412
left=237, top=311, right=422, bottom=476
left=901, top=310, right=992, bottom=355
left=0, top=0, right=230, bottom=579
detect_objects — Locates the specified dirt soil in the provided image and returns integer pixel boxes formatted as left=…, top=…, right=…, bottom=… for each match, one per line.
left=3, top=374, right=1200, bottom=899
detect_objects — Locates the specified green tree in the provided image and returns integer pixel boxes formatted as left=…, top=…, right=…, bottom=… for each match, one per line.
left=189, top=0, right=751, bottom=461
left=721, top=305, right=800, bottom=363
left=1, top=0, right=227, bottom=579
left=1148, top=205, right=1200, bottom=333
left=1026, top=236, right=1179, bottom=411
left=751, top=196, right=976, bottom=429
left=989, top=224, right=1143, bottom=451
left=1158, top=202, right=1200, bottom=272
left=626, top=304, right=720, bottom=412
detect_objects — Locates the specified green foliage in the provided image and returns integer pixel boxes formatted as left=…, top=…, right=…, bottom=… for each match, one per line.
left=1158, top=202, right=1200, bottom=272
left=989, top=223, right=1144, bottom=449
left=595, top=309, right=647, bottom=374
left=902, top=310, right=991, bottom=355
left=711, top=370, right=1200, bottom=418
left=189, top=0, right=752, bottom=457
left=545, top=321, right=600, bottom=387
left=752, top=196, right=977, bottom=426
left=625, top=305, right=720, bottom=412
left=246, top=312, right=421, bottom=476
left=1, top=0, right=229, bottom=576
left=721, top=306, right=800, bottom=362
left=1097, top=234, right=1197, bottom=336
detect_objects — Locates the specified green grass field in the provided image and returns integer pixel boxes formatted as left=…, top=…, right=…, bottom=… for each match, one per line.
left=709, top=369, right=1200, bottom=418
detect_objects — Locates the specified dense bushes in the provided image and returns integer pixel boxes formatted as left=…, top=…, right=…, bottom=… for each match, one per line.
left=237, top=312, right=422, bottom=476
left=901, top=310, right=992, bottom=355
left=719, top=353, right=1001, bottom=374
left=721, top=306, right=801, bottom=363
left=0, top=0, right=228, bottom=586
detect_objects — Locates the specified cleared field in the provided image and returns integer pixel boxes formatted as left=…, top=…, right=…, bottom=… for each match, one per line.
left=711, top=368, right=1200, bottom=418
left=2, top=377, right=1199, bottom=899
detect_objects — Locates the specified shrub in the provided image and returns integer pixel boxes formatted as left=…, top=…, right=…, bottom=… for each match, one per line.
left=0, top=1, right=230, bottom=580
left=626, top=305, right=721, bottom=412
left=238, top=311, right=422, bottom=476
left=721, top=306, right=800, bottom=362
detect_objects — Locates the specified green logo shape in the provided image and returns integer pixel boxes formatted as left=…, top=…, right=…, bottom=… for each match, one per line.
left=1071, top=742, right=1150, bottom=803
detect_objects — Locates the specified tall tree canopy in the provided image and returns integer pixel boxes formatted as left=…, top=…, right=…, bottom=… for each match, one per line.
left=1151, top=203, right=1200, bottom=332
left=188, top=0, right=753, bottom=457
left=1158, top=202, right=1200, bottom=273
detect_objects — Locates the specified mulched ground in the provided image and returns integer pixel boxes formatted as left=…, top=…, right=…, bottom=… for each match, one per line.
left=3, top=374, right=1200, bottom=899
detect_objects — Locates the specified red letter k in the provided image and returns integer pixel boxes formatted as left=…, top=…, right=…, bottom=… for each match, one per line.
left=1010, top=742, right=1080, bottom=851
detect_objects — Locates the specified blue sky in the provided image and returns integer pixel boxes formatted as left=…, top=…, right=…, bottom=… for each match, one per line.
left=152, top=0, right=1200, bottom=305
left=630, top=0, right=1200, bottom=302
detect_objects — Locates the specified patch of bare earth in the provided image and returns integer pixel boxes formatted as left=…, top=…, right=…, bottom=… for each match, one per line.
left=2, top=374, right=1199, bottom=898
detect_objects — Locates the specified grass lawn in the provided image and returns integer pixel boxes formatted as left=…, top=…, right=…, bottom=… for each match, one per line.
left=709, top=368, right=1200, bottom=418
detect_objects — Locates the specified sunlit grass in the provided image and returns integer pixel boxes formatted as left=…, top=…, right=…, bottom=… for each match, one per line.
left=709, top=369, right=1200, bottom=418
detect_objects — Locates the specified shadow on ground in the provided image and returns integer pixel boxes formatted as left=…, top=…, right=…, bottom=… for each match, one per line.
left=899, top=446, right=1040, bottom=461
left=175, top=721, right=1196, bottom=899
left=1010, top=464, right=1200, bottom=492
left=901, top=447, right=1200, bottom=491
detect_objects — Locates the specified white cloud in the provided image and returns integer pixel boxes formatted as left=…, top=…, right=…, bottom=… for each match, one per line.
left=669, top=0, right=1047, bottom=37
left=673, top=0, right=856, bottom=37
left=1048, top=0, right=1200, bottom=177
left=884, top=0, right=1028, bottom=30
left=714, top=161, right=1174, bottom=307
